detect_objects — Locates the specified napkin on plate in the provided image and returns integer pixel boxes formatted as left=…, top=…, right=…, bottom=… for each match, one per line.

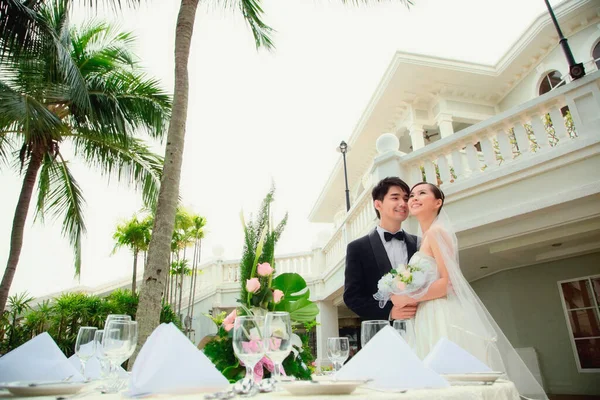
left=423, top=338, right=493, bottom=374
left=0, top=332, right=84, bottom=384
left=129, top=323, right=229, bottom=395
left=335, top=325, right=449, bottom=391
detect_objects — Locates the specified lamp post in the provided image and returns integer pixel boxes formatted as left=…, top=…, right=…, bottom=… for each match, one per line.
left=544, top=0, right=585, bottom=80
left=337, top=141, right=351, bottom=212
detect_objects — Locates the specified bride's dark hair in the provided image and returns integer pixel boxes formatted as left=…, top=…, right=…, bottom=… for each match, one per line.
left=410, top=182, right=445, bottom=215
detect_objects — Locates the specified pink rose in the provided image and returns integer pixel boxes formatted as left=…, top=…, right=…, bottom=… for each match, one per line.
left=246, top=278, right=261, bottom=293
left=402, top=270, right=411, bottom=279
left=396, top=281, right=406, bottom=290
left=242, top=339, right=261, bottom=353
left=257, top=262, right=274, bottom=276
left=273, top=289, right=284, bottom=304
left=268, top=337, right=282, bottom=351
left=222, top=309, right=236, bottom=332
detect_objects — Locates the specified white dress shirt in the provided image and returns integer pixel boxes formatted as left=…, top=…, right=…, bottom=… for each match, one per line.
left=376, top=225, right=409, bottom=268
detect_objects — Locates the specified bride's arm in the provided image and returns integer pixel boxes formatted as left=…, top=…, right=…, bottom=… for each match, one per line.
left=391, top=231, right=449, bottom=306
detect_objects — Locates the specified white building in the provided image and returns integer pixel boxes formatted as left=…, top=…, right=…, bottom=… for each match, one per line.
left=184, top=0, right=600, bottom=395
left=41, top=0, right=600, bottom=395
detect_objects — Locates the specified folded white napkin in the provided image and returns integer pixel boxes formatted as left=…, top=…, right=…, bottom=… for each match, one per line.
left=0, top=332, right=84, bottom=384
left=423, top=338, right=493, bottom=374
left=335, top=325, right=449, bottom=391
left=67, top=354, right=129, bottom=380
left=129, top=323, right=229, bottom=395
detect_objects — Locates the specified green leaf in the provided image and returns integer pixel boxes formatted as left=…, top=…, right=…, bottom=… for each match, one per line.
left=271, top=273, right=310, bottom=301
left=278, top=297, right=319, bottom=323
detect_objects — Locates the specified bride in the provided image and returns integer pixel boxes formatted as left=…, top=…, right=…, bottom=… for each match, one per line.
left=391, top=182, right=548, bottom=400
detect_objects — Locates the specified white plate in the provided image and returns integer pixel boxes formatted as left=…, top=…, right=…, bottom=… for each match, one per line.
left=1, top=381, right=88, bottom=397
left=443, top=372, right=503, bottom=384
left=280, top=380, right=367, bottom=396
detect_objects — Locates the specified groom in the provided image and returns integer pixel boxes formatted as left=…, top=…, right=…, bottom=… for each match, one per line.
left=343, top=177, right=419, bottom=321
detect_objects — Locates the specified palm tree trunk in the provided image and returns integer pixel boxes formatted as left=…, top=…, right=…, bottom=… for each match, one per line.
left=133, top=0, right=199, bottom=364
left=188, top=239, right=201, bottom=334
left=0, top=150, right=43, bottom=312
left=178, top=271, right=183, bottom=317
left=186, top=240, right=197, bottom=318
left=132, top=248, right=139, bottom=293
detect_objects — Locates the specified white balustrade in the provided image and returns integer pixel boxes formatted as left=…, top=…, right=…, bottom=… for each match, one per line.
left=399, top=73, right=599, bottom=185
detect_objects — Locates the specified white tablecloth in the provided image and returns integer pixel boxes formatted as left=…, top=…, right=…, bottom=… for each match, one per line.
left=0, top=380, right=520, bottom=400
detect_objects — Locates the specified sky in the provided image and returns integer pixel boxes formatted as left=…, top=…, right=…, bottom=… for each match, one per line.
left=1, top=0, right=563, bottom=297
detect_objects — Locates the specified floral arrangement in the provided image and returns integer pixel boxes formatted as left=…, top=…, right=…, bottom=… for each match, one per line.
left=373, top=262, right=436, bottom=308
left=203, top=187, right=318, bottom=382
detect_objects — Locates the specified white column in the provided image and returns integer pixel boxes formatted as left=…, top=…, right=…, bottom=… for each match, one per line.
left=316, top=301, right=339, bottom=368
left=437, top=114, right=454, bottom=139
left=409, top=124, right=425, bottom=150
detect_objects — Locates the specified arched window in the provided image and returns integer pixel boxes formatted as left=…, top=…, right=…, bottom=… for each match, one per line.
left=539, top=70, right=565, bottom=95
left=593, top=41, right=600, bottom=69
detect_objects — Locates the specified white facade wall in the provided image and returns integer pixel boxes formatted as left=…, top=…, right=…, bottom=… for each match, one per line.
left=499, top=24, right=600, bottom=112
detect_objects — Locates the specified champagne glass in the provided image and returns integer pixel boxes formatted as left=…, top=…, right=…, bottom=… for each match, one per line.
left=75, top=327, right=97, bottom=379
left=264, top=312, right=292, bottom=390
left=232, top=316, right=266, bottom=395
left=393, top=319, right=415, bottom=346
left=360, top=320, right=388, bottom=348
left=327, top=337, right=349, bottom=371
left=102, top=320, right=135, bottom=392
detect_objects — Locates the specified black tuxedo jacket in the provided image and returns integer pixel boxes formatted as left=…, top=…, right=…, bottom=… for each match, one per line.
left=343, top=228, right=419, bottom=321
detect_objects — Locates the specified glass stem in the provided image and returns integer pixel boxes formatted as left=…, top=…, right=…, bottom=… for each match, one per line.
left=272, top=363, right=281, bottom=382
left=80, top=358, right=86, bottom=379
left=245, top=365, right=254, bottom=381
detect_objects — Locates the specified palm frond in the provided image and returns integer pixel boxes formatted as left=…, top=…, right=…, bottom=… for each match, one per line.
left=69, top=129, right=163, bottom=209
left=42, top=152, right=87, bottom=276
left=36, top=0, right=92, bottom=112
left=82, top=70, right=171, bottom=140
left=0, top=80, right=67, bottom=143
left=70, top=22, right=137, bottom=75
left=219, top=0, right=275, bottom=51
left=0, top=0, right=44, bottom=62
left=0, top=132, right=16, bottom=167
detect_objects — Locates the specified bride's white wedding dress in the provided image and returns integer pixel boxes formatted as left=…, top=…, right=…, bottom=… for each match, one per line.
left=405, top=212, right=548, bottom=400
left=409, top=252, right=490, bottom=363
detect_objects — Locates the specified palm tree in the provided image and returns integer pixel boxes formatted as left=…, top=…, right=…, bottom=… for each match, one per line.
left=2, top=0, right=413, bottom=355
left=186, top=214, right=206, bottom=337
left=112, top=214, right=152, bottom=293
left=0, top=1, right=172, bottom=312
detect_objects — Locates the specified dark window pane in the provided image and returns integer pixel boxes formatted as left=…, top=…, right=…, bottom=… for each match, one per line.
left=562, top=280, right=594, bottom=309
left=593, top=42, right=600, bottom=70
left=539, top=70, right=565, bottom=95
left=592, top=278, right=600, bottom=305
left=575, top=338, right=600, bottom=369
left=568, top=309, right=600, bottom=338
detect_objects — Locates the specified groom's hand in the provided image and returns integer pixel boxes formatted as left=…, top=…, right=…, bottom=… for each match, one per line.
left=391, top=304, right=417, bottom=320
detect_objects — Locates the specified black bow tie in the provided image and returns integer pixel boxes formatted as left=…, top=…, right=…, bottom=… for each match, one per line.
left=384, top=231, right=405, bottom=242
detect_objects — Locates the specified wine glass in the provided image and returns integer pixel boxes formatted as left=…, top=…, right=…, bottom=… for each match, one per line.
left=75, top=327, right=97, bottom=379
left=102, top=320, right=135, bottom=392
left=360, top=320, right=388, bottom=348
left=93, top=330, right=110, bottom=380
left=104, top=314, right=131, bottom=328
left=232, top=316, right=266, bottom=395
left=393, top=319, right=415, bottom=346
left=264, top=312, right=292, bottom=390
left=327, top=337, right=349, bottom=371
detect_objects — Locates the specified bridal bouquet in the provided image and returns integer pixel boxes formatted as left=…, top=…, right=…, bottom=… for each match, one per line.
left=373, top=263, right=436, bottom=308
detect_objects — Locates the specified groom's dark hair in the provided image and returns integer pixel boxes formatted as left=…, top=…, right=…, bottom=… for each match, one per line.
left=372, top=177, right=410, bottom=219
